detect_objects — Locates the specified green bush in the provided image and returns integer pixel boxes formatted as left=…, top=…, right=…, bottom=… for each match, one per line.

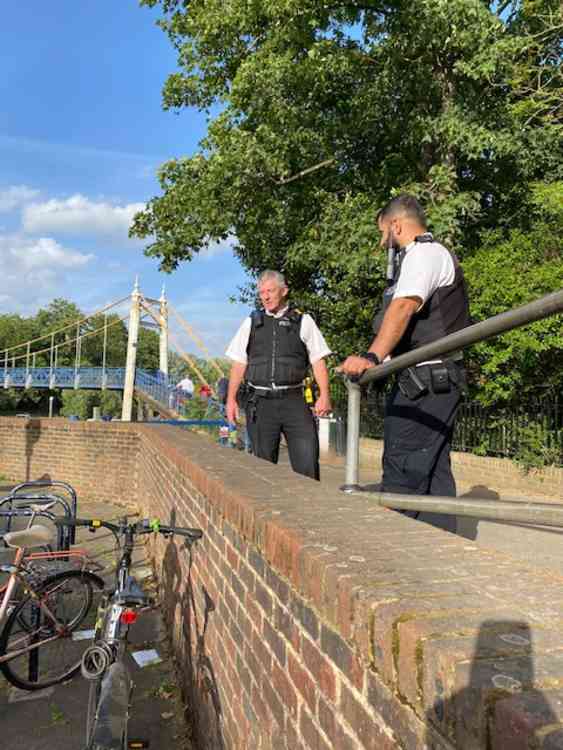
left=60, top=390, right=122, bottom=420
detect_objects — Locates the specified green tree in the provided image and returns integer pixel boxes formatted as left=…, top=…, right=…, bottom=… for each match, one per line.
left=60, top=389, right=123, bottom=419
left=133, top=0, right=562, bottom=401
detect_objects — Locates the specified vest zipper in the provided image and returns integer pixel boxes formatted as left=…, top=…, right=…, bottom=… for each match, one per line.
left=271, top=320, right=277, bottom=383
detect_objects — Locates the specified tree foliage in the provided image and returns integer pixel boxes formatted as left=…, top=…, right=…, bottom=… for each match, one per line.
left=133, top=0, right=562, bottom=402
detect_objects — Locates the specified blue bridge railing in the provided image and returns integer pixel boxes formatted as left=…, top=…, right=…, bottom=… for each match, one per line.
left=2, top=366, right=175, bottom=413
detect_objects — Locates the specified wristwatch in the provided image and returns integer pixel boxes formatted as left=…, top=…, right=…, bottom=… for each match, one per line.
left=361, top=352, right=381, bottom=366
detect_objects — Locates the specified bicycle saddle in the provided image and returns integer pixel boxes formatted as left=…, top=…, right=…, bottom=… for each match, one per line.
left=2, top=524, right=53, bottom=549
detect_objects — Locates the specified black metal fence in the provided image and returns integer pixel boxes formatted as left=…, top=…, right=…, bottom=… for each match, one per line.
left=331, top=381, right=563, bottom=467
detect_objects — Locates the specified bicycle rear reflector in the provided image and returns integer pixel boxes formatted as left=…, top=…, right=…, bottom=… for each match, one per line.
left=120, top=609, right=138, bottom=625
left=128, top=742, right=149, bottom=749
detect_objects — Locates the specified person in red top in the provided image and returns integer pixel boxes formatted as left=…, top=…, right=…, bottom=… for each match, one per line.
left=199, top=383, right=213, bottom=399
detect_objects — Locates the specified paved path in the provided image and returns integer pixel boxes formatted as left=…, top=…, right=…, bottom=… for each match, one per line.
left=0, top=494, right=191, bottom=750
left=313, top=454, right=563, bottom=575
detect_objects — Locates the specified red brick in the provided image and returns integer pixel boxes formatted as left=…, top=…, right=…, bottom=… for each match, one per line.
left=252, top=629, right=272, bottom=673
left=272, top=661, right=298, bottom=720
left=264, top=618, right=287, bottom=667
left=288, top=651, right=316, bottom=714
left=302, top=636, right=337, bottom=703
left=493, top=689, right=563, bottom=750
left=300, top=708, right=332, bottom=750
left=341, top=683, right=397, bottom=750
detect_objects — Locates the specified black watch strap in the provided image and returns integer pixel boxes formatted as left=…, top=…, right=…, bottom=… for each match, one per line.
left=361, top=352, right=381, bottom=365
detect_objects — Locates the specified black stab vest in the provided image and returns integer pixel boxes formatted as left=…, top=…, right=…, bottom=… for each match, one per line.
left=245, top=307, right=309, bottom=387
left=372, top=238, right=471, bottom=356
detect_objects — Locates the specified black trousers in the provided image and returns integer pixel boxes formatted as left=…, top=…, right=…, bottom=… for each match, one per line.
left=381, top=369, right=463, bottom=533
left=246, top=392, right=320, bottom=480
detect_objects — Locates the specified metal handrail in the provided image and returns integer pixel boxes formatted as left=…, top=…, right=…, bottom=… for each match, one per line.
left=358, top=288, right=563, bottom=386
left=362, top=492, right=563, bottom=528
left=341, top=289, right=563, bottom=514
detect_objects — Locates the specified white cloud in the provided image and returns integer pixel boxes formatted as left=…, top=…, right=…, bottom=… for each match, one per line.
left=22, top=194, right=145, bottom=241
left=199, top=235, right=236, bottom=260
left=0, top=185, right=40, bottom=212
left=0, top=233, right=93, bottom=310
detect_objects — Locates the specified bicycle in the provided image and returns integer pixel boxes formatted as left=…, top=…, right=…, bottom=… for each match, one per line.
left=0, top=506, right=105, bottom=691
left=55, top=516, right=203, bottom=750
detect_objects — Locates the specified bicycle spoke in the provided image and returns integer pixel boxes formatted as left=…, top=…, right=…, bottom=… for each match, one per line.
left=0, top=570, right=103, bottom=690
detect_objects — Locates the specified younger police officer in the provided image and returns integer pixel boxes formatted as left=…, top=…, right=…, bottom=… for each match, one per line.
left=340, top=195, right=470, bottom=531
left=226, top=270, right=332, bottom=480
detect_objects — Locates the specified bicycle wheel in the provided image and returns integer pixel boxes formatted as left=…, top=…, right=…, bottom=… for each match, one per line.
left=85, top=677, right=102, bottom=749
left=0, top=569, right=104, bottom=690
left=87, top=660, right=131, bottom=750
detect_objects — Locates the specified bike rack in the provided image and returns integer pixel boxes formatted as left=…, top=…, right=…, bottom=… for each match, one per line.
left=0, top=480, right=79, bottom=550
left=9, top=480, right=78, bottom=544
left=0, top=507, right=65, bottom=552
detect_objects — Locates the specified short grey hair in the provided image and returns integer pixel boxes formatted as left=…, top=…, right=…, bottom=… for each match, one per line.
left=257, top=270, right=287, bottom=288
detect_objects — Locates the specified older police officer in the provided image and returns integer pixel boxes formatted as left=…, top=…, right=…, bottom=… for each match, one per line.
left=225, top=270, right=332, bottom=480
left=340, top=195, right=470, bottom=531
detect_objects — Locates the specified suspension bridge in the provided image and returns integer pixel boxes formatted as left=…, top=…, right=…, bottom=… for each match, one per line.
left=1, top=280, right=226, bottom=421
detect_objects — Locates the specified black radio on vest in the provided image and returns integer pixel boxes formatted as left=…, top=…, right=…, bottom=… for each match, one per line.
left=245, top=307, right=309, bottom=387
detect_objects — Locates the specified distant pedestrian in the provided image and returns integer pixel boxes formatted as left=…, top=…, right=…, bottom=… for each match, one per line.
left=176, top=376, right=194, bottom=400
left=199, top=383, right=213, bottom=400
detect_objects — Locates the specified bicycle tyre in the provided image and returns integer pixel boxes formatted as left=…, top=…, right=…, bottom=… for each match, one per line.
left=87, top=660, right=131, bottom=750
left=0, top=569, right=104, bottom=690
left=85, top=677, right=102, bottom=749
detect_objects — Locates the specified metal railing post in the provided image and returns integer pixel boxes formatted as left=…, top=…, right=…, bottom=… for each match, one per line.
left=341, top=380, right=362, bottom=492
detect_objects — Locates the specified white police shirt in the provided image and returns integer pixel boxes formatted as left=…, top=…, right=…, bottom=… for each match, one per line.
left=393, top=239, right=455, bottom=308
left=392, top=238, right=457, bottom=365
left=226, top=307, right=331, bottom=365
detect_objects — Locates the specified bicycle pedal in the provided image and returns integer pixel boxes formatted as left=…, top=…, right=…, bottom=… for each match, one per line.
left=128, top=741, right=149, bottom=749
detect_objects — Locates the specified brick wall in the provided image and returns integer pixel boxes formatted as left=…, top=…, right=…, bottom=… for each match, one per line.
left=0, top=417, right=140, bottom=501
left=3, top=417, right=563, bottom=748
left=135, top=426, right=563, bottom=750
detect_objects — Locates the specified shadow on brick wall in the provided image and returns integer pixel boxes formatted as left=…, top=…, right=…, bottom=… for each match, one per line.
left=425, top=620, right=559, bottom=748
left=24, top=420, right=41, bottom=481
left=159, top=511, right=224, bottom=750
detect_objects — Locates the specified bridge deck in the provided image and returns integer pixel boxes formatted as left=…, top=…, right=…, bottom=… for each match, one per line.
left=3, top=366, right=173, bottom=414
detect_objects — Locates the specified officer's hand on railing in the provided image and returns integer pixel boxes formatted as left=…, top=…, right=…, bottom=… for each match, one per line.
left=226, top=398, right=239, bottom=425
left=336, top=356, right=372, bottom=379
left=313, top=394, right=332, bottom=417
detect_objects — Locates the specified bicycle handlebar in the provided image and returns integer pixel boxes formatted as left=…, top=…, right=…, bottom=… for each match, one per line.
left=54, top=516, right=203, bottom=542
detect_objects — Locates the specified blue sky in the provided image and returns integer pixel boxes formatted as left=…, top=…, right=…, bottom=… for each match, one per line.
left=0, top=0, right=251, bottom=356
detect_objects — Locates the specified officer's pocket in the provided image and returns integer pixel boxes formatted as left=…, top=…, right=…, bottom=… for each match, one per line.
left=384, top=448, right=434, bottom=494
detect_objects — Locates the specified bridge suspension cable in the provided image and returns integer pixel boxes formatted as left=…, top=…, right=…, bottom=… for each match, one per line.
left=0, top=296, right=129, bottom=355
left=138, top=300, right=211, bottom=388
left=168, top=304, right=226, bottom=379
left=3, top=313, right=129, bottom=378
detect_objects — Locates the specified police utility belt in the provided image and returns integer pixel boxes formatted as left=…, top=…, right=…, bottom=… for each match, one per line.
left=248, top=382, right=304, bottom=399
left=397, top=356, right=464, bottom=400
